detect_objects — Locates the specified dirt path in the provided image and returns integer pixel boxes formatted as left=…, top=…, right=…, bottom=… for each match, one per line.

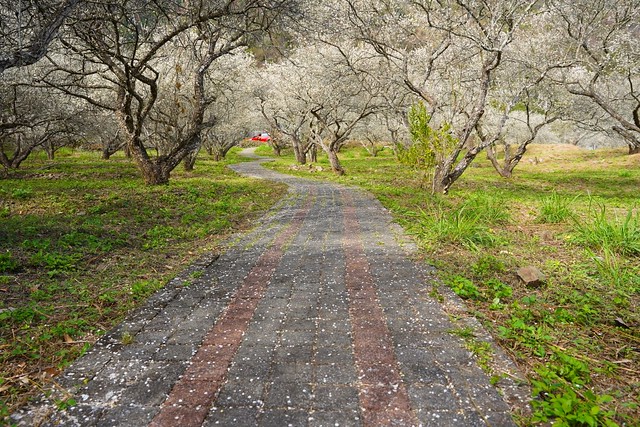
left=11, top=148, right=527, bottom=426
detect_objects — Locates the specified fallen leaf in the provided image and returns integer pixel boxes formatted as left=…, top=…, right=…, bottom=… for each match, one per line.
left=64, top=334, right=74, bottom=343
left=615, top=317, right=632, bottom=329
left=44, top=367, right=61, bottom=377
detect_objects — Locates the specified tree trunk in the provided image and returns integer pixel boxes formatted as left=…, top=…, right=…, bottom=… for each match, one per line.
left=326, top=148, right=345, bottom=175
left=0, top=136, right=36, bottom=169
left=433, top=146, right=484, bottom=194
left=140, top=162, right=170, bottom=185
left=45, top=141, right=55, bottom=160
left=0, top=147, right=11, bottom=170
left=183, top=155, right=196, bottom=171
left=183, top=147, right=199, bottom=171
left=102, top=137, right=123, bottom=160
left=292, top=139, right=306, bottom=164
left=127, top=137, right=170, bottom=185
left=486, top=145, right=512, bottom=178
left=212, top=145, right=232, bottom=161
left=308, top=144, right=317, bottom=163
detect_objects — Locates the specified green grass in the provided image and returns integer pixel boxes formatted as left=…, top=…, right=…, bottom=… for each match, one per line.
left=260, top=142, right=640, bottom=426
left=537, top=191, right=575, bottom=224
left=570, top=203, right=640, bottom=256
left=0, top=147, right=286, bottom=419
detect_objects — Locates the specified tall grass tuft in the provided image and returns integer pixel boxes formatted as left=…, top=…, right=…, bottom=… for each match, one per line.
left=462, top=193, right=511, bottom=225
left=411, top=198, right=506, bottom=250
left=587, top=248, right=635, bottom=290
left=572, top=204, right=640, bottom=256
left=537, top=191, right=574, bottom=223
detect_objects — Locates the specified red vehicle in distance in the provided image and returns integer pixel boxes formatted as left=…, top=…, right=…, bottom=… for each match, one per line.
left=250, top=132, right=271, bottom=143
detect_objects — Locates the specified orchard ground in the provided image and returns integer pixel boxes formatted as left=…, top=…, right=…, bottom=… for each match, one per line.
left=0, top=148, right=287, bottom=422
left=257, top=142, right=640, bottom=426
left=1, top=143, right=639, bottom=425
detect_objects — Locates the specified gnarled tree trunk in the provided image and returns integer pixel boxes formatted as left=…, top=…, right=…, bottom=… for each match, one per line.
left=183, top=146, right=200, bottom=171
left=306, top=143, right=317, bottom=163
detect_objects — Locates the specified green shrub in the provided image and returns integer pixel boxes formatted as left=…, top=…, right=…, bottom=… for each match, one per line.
left=398, top=102, right=457, bottom=191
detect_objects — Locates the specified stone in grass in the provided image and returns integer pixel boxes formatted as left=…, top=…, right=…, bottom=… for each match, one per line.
left=516, top=266, right=546, bottom=288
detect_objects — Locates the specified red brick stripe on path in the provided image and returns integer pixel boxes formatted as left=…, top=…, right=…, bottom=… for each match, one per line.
left=342, top=191, right=419, bottom=427
left=149, top=197, right=312, bottom=427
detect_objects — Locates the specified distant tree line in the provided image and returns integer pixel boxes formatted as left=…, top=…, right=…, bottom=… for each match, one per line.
left=1, top=0, right=638, bottom=191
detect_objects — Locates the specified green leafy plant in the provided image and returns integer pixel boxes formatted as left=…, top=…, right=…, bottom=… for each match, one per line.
left=59, top=231, right=114, bottom=253
left=449, top=327, right=495, bottom=373
left=0, top=252, right=19, bottom=273
left=21, top=238, right=51, bottom=251
left=485, top=278, right=513, bottom=309
left=471, top=254, right=506, bottom=278
left=189, top=270, right=204, bottom=279
left=121, top=331, right=134, bottom=345
left=398, top=102, right=458, bottom=192
left=446, top=275, right=482, bottom=300
left=11, top=188, right=32, bottom=199
left=485, top=279, right=513, bottom=299
left=498, top=316, right=552, bottom=357
left=130, top=279, right=163, bottom=300
left=531, top=352, right=619, bottom=426
left=30, top=251, right=79, bottom=277
left=0, top=306, right=46, bottom=326
left=449, top=326, right=475, bottom=338
left=55, top=398, right=77, bottom=410
left=0, top=399, right=11, bottom=425
left=143, top=225, right=178, bottom=250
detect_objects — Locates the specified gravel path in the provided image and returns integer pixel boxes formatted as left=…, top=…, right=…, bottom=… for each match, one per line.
left=11, top=149, right=528, bottom=426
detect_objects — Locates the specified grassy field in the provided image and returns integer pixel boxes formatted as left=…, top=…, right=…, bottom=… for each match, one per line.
left=256, top=143, right=640, bottom=426
left=1, top=144, right=638, bottom=426
left=0, top=148, right=287, bottom=422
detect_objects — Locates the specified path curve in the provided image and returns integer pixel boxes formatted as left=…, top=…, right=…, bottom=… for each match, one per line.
left=12, top=148, right=526, bottom=426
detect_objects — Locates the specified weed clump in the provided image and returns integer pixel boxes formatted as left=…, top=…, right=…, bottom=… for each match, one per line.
left=410, top=194, right=509, bottom=250
left=571, top=204, right=640, bottom=256
left=537, top=191, right=574, bottom=224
